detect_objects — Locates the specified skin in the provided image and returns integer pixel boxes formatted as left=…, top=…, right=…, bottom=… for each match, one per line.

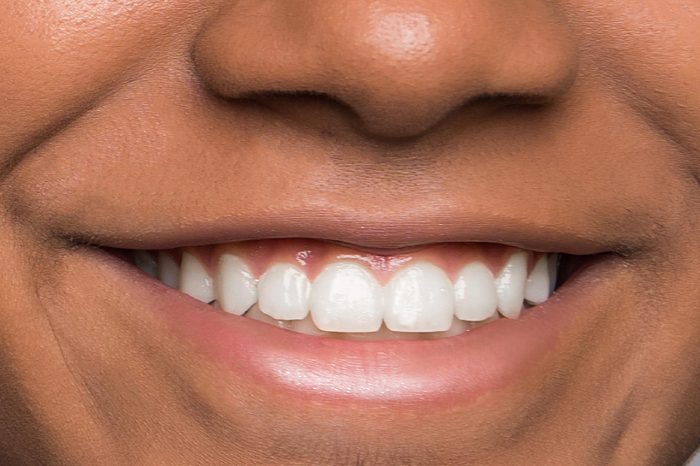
left=1, top=0, right=699, bottom=464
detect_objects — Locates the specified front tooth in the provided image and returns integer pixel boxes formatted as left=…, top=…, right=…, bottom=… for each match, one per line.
left=454, top=262, right=498, bottom=322
left=158, top=252, right=179, bottom=288
left=134, top=251, right=158, bottom=278
left=258, top=264, right=310, bottom=320
left=384, top=262, right=454, bottom=332
left=309, top=262, right=383, bottom=333
left=524, top=255, right=550, bottom=305
left=217, top=254, right=258, bottom=316
left=495, top=251, right=528, bottom=319
left=179, top=252, right=215, bottom=303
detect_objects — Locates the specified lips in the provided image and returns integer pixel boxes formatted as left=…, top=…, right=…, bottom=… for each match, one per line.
left=94, top=241, right=607, bottom=404
left=85, top=214, right=609, bottom=411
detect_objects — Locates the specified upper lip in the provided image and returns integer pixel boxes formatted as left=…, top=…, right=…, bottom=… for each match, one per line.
left=88, top=206, right=611, bottom=256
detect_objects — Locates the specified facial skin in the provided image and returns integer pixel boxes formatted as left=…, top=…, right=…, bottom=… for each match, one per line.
left=1, top=1, right=700, bottom=464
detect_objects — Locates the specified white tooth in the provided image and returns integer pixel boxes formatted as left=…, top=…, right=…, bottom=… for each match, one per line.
left=384, top=262, right=454, bottom=332
left=495, top=251, right=528, bottom=319
left=548, top=253, right=559, bottom=295
left=309, top=262, right=383, bottom=333
left=454, top=262, right=498, bottom=322
left=217, top=254, right=258, bottom=316
left=258, top=264, right=310, bottom=320
left=525, top=255, right=550, bottom=305
left=179, top=252, right=215, bottom=303
left=158, top=252, right=179, bottom=288
left=134, top=251, right=158, bottom=278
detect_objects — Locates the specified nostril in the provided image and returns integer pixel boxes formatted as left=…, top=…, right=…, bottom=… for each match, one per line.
left=234, top=88, right=363, bottom=139
left=467, top=91, right=555, bottom=109
left=237, top=89, right=351, bottom=115
left=235, top=89, right=338, bottom=105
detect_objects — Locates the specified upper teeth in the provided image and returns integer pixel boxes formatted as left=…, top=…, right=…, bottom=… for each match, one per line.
left=156, top=250, right=558, bottom=333
left=310, top=262, right=384, bottom=333
left=216, top=254, right=258, bottom=316
left=495, top=250, right=529, bottom=319
left=384, top=262, right=455, bottom=332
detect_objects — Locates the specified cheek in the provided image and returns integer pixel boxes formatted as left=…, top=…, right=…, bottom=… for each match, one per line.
left=568, top=1, right=700, bottom=156
left=0, top=0, right=203, bottom=167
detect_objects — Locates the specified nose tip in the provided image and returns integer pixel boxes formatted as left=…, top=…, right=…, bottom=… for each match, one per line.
left=194, top=1, right=578, bottom=139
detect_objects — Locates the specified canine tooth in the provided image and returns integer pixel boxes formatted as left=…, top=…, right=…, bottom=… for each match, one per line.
left=309, top=262, right=383, bottom=333
left=217, top=254, right=258, bottom=316
left=134, top=251, right=158, bottom=277
left=454, top=262, right=498, bottom=321
left=525, top=255, right=550, bottom=305
left=384, top=262, right=454, bottom=332
left=258, top=264, right=310, bottom=320
left=158, top=252, right=179, bottom=288
left=495, top=251, right=528, bottom=319
left=179, top=252, right=215, bottom=303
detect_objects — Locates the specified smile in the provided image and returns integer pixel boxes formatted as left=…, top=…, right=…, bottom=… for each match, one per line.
left=130, top=240, right=560, bottom=338
left=94, top=232, right=606, bottom=404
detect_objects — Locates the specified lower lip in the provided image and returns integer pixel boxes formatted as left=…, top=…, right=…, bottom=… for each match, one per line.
left=104, top=251, right=602, bottom=406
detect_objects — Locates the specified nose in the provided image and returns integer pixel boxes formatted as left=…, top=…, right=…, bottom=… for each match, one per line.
left=193, top=1, right=578, bottom=139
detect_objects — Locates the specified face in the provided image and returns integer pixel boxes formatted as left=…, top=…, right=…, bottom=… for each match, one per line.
left=2, top=1, right=699, bottom=464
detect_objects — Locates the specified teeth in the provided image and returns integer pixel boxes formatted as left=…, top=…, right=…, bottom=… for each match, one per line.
left=524, top=255, right=550, bottom=305
left=454, top=262, right=498, bottom=322
left=158, top=252, right=179, bottom=288
left=258, top=264, right=311, bottom=320
left=495, top=251, right=528, bottom=319
left=155, top=247, right=560, bottom=334
left=309, top=262, right=384, bottom=333
left=384, top=262, right=454, bottom=332
left=179, top=252, right=215, bottom=303
left=217, top=254, right=258, bottom=316
left=134, top=251, right=158, bottom=278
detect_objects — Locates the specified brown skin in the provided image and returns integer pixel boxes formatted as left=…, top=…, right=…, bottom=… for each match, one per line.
left=1, top=1, right=699, bottom=464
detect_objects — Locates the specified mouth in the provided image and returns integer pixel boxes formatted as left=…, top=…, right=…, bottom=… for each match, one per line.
left=87, top=234, right=606, bottom=404
left=126, top=239, right=567, bottom=340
